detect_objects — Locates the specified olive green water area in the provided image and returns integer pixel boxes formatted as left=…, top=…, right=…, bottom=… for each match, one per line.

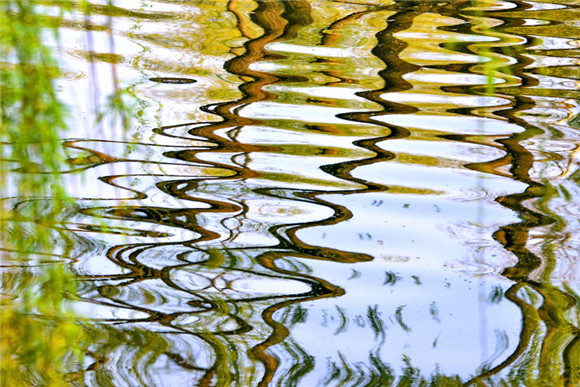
left=2, top=0, right=579, bottom=385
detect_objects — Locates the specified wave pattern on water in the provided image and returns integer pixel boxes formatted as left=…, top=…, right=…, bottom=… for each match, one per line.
left=4, top=0, right=579, bottom=385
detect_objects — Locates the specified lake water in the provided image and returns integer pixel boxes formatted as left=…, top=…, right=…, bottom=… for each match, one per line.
left=8, top=0, right=580, bottom=385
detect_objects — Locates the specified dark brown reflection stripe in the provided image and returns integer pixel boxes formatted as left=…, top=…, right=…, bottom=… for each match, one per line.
left=252, top=250, right=346, bottom=386
left=149, top=77, right=196, bottom=84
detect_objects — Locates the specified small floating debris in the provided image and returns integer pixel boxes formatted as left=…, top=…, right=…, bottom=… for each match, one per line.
left=149, top=77, right=196, bottom=84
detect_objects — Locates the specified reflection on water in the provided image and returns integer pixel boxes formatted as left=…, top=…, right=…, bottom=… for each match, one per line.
left=4, top=0, right=579, bottom=385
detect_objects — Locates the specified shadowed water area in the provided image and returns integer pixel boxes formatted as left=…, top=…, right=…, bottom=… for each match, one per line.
left=2, top=0, right=579, bottom=385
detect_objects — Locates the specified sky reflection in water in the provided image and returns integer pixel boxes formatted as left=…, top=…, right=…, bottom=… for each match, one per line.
left=9, top=0, right=579, bottom=385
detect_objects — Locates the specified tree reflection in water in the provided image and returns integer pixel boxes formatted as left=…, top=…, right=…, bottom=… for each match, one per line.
left=2, top=0, right=578, bottom=385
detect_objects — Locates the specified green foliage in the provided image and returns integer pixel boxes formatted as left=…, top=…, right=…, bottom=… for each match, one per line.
left=1, top=1, right=82, bottom=384
left=1, top=265, right=83, bottom=387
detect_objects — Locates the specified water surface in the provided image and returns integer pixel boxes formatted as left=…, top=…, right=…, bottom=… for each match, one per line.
left=8, top=0, right=580, bottom=385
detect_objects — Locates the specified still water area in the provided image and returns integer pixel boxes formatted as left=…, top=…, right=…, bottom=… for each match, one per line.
left=5, top=0, right=580, bottom=385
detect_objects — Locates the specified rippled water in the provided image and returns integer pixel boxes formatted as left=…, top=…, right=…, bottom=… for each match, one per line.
left=7, top=0, right=580, bottom=385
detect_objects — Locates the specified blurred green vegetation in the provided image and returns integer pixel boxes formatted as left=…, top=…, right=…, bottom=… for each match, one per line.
left=0, top=1, right=84, bottom=385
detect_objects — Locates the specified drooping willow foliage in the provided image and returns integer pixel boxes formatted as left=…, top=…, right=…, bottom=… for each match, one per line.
left=1, top=1, right=83, bottom=385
